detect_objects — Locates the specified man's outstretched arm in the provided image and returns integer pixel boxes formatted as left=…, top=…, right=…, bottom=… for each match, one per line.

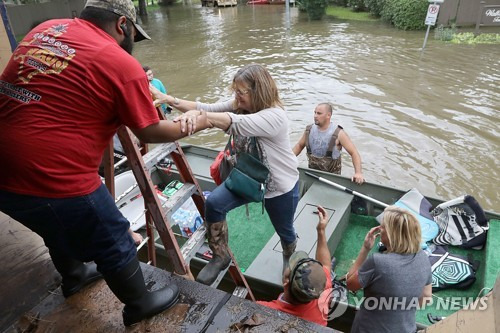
left=338, top=130, right=364, bottom=184
left=132, top=113, right=212, bottom=143
left=315, top=206, right=332, bottom=271
left=292, top=132, right=306, bottom=156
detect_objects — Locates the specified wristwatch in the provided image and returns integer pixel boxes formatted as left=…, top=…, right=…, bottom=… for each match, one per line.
left=173, top=97, right=180, bottom=106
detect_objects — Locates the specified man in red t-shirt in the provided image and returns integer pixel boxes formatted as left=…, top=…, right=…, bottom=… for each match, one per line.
left=257, top=206, right=333, bottom=326
left=0, top=0, right=210, bottom=327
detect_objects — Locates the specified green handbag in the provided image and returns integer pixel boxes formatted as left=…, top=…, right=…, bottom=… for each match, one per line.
left=224, top=138, right=269, bottom=203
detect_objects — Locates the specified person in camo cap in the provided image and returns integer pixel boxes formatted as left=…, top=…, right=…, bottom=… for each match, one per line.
left=257, top=206, right=333, bottom=326
left=0, top=0, right=213, bottom=327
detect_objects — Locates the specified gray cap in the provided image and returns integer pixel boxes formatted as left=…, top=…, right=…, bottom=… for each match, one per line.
left=84, top=0, right=151, bottom=42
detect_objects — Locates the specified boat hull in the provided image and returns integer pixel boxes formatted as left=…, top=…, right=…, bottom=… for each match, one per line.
left=136, top=144, right=499, bottom=329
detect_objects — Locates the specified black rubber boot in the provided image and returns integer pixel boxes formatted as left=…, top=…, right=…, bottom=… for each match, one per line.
left=48, top=248, right=102, bottom=298
left=281, top=239, right=297, bottom=275
left=196, top=221, right=231, bottom=286
left=104, top=257, right=180, bottom=327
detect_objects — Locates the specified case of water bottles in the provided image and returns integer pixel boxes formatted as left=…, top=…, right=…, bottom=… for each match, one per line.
left=171, top=198, right=203, bottom=238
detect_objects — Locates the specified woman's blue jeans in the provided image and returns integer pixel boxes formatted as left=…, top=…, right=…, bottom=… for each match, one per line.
left=0, top=184, right=135, bottom=275
left=205, top=181, right=299, bottom=245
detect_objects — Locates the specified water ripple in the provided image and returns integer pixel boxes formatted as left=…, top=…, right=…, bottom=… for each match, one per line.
left=135, top=4, right=500, bottom=211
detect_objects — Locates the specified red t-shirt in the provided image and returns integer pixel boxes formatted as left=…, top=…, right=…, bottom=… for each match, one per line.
left=257, top=267, right=332, bottom=326
left=0, top=19, right=159, bottom=197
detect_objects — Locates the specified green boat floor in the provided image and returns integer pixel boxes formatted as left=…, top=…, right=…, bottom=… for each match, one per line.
left=332, top=215, right=500, bottom=326
left=227, top=202, right=275, bottom=272
left=224, top=204, right=500, bottom=326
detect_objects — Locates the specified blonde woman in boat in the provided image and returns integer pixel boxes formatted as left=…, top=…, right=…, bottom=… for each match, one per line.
left=345, top=206, right=433, bottom=333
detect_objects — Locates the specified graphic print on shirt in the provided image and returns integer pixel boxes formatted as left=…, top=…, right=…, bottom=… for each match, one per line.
left=13, top=23, right=76, bottom=85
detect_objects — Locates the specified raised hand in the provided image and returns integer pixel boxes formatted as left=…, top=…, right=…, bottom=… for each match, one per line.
left=150, top=84, right=168, bottom=106
left=316, top=205, right=328, bottom=232
left=363, top=226, right=380, bottom=252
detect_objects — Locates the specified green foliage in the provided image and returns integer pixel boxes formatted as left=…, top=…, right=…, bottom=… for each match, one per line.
left=296, top=0, right=307, bottom=12
left=347, top=0, right=366, bottom=12
left=434, top=24, right=456, bottom=41
left=381, top=0, right=427, bottom=30
left=363, top=0, right=385, bottom=16
left=451, top=33, right=500, bottom=44
left=330, top=0, right=349, bottom=7
left=300, top=0, right=329, bottom=20
left=326, top=5, right=378, bottom=21
left=380, top=0, right=395, bottom=23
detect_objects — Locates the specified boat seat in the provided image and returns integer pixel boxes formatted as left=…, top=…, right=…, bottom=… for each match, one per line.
left=245, top=180, right=353, bottom=290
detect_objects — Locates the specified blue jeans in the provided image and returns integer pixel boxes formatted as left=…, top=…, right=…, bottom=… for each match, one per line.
left=205, top=181, right=299, bottom=245
left=0, top=184, right=135, bottom=275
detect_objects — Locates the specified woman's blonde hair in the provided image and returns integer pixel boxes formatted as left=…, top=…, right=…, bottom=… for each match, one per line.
left=382, top=206, right=422, bottom=254
left=231, top=64, right=283, bottom=113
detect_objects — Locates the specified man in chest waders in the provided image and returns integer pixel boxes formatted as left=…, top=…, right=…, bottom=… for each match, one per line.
left=0, top=0, right=212, bottom=326
left=293, top=103, right=364, bottom=184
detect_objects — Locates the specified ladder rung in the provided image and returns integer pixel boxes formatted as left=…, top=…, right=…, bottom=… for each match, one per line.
left=136, top=236, right=150, bottom=251
left=142, top=142, right=177, bottom=172
left=161, top=183, right=199, bottom=221
left=180, top=225, right=207, bottom=262
left=232, top=286, right=249, bottom=299
left=113, top=146, right=143, bottom=169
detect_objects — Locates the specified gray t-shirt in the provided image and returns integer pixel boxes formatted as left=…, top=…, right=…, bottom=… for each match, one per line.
left=351, top=251, right=432, bottom=333
left=196, top=100, right=299, bottom=198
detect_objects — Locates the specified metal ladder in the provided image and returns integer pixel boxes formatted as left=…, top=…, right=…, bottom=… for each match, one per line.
left=102, top=114, right=254, bottom=301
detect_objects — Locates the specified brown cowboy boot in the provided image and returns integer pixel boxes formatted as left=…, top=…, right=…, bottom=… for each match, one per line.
left=196, top=221, right=231, bottom=286
left=281, top=239, right=297, bottom=275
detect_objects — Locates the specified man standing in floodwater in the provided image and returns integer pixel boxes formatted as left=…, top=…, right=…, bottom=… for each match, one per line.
left=0, top=0, right=211, bottom=326
left=293, top=103, right=365, bottom=184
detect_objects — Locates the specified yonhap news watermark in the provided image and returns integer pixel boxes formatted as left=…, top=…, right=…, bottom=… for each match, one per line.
left=318, top=288, right=489, bottom=320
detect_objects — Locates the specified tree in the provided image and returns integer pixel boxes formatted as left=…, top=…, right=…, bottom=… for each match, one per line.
left=138, top=0, right=147, bottom=16
left=298, top=0, right=328, bottom=20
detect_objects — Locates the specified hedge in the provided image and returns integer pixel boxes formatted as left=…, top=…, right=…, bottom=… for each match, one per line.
left=381, top=0, right=428, bottom=30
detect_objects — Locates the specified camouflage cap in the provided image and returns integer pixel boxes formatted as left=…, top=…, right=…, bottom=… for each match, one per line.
left=84, top=0, right=151, bottom=42
left=289, top=251, right=326, bottom=303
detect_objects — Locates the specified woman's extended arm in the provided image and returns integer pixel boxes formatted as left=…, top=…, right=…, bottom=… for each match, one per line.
left=132, top=113, right=212, bottom=142
left=175, top=110, right=232, bottom=133
left=175, top=106, right=284, bottom=136
left=150, top=85, right=197, bottom=112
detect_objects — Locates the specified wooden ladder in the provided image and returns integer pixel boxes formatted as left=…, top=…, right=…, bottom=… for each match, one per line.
left=102, top=114, right=254, bottom=301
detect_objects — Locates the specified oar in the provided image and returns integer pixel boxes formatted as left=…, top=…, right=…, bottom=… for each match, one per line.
left=305, top=172, right=388, bottom=208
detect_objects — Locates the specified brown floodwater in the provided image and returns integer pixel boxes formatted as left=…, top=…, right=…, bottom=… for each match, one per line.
left=134, top=3, right=499, bottom=212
